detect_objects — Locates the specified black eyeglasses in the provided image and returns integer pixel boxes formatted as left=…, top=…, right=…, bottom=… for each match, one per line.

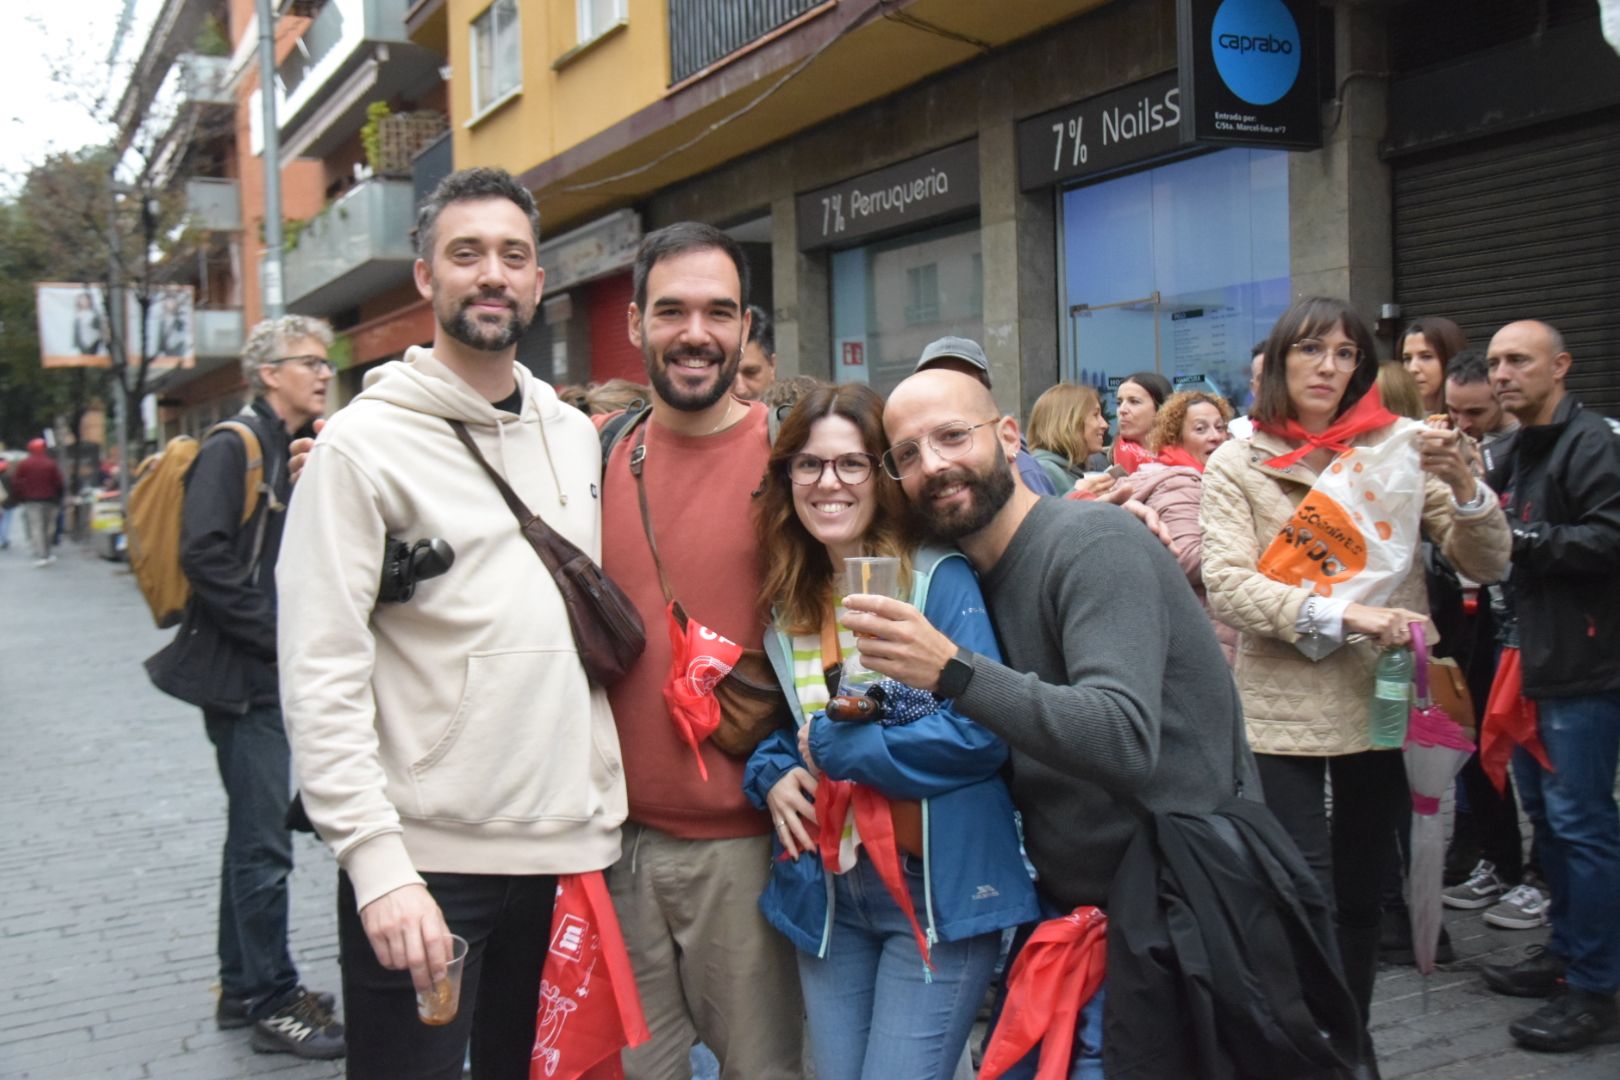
left=265, top=355, right=335, bottom=375
left=1290, top=339, right=1361, bottom=372
left=786, top=452, right=877, bottom=486
left=881, top=420, right=997, bottom=479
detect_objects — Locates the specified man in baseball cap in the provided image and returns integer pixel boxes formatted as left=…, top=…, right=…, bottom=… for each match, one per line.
left=914, top=337, right=1057, bottom=496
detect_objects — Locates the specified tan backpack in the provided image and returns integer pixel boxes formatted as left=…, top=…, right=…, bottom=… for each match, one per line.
left=127, top=420, right=266, bottom=628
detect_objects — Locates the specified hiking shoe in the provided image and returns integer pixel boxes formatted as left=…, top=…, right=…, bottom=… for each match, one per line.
left=1509, top=987, right=1620, bottom=1052
left=250, top=986, right=346, bottom=1059
left=1482, top=944, right=1569, bottom=998
left=1442, top=860, right=1504, bottom=910
left=1483, top=882, right=1551, bottom=930
left=217, top=989, right=336, bottom=1031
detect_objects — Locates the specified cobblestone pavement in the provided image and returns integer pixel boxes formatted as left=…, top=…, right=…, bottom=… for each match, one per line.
left=3, top=541, right=1617, bottom=1078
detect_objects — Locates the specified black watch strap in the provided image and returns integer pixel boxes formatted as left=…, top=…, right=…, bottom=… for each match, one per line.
left=937, top=647, right=974, bottom=698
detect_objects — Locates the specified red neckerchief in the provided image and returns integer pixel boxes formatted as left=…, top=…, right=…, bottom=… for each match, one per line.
left=1154, top=445, right=1204, bottom=472
left=979, top=907, right=1108, bottom=1080
left=1254, top=388, right=1397, bottom=469
left=1480, top=647, right=1553, bottom=794
left=1111, top=439, right=1155, bottom=475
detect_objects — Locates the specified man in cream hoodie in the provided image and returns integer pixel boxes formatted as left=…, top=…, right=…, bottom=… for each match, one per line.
left=277, top=168, right=626, bottom=1079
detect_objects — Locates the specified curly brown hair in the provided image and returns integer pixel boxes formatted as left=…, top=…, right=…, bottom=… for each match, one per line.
left=1147, top=390, right=1234, bottom=454
left=754, top=383, right=914, bottom=635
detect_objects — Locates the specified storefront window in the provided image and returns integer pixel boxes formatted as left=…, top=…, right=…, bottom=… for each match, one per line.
left=1060, top=148, right=1289, bottom=418
left=831, top=219, right=983, bottom=397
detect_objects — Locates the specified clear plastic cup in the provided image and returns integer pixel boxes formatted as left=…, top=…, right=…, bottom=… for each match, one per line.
left=416, top=934, right=468, bottom=1026
left=838, top=557, right=905, bottom=692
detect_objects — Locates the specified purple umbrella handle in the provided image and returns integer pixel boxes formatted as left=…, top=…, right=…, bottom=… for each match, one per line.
left=1410, top=621, right=1431, bottom=705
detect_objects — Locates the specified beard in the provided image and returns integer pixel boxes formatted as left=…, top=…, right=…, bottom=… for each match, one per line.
left=644, top=340, right=742, bottom=413
left=439, top=289, right=534, bottom=353
left=912, top=454, right=1016, bottom=542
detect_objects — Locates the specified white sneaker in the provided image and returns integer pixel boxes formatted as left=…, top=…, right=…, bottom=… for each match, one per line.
left=1443, top=859, right=1504, bottom=909
left=1483, top=883, right=1551, bottom=929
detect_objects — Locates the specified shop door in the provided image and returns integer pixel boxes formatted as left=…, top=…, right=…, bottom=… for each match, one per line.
left=1393, top=112, right=1620, bottom=415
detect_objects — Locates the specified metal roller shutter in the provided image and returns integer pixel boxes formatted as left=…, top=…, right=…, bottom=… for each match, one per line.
left=1392, top=111, right=1620, bottom=416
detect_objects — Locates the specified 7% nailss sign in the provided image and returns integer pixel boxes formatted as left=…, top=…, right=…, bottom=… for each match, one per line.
left=1050, top=117, right=1089, bottom=170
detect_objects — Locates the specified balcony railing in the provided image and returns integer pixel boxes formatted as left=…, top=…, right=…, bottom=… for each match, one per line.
left=185, top=178, right=241, bottom=232
left=281, top=178, right=416, bottom=316
left=412, top=130, right=453, bottom=211
left=668, top=0, right=821, bottom=84
left=176, top=53, right=233, bottom=108
left=195, top=308, right=246, bottom=359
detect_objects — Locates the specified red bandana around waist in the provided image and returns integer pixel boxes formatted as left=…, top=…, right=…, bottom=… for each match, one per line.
left=1255, top=388, right=1397, bottom=470
left=979, top=906, right=1108, bottom=1080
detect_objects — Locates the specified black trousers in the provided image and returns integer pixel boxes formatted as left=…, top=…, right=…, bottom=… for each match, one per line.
left=1254, top=750, right=1409, bottom=930
left=338, top=870, right=557, bottom=1080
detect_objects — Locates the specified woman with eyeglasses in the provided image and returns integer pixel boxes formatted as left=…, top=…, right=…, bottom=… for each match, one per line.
left=1124, top=389, right=1237, bottom=662
left=1200, top=297, right=1510, bottom=1029
left=742, top=382, right=1036, bottom=1080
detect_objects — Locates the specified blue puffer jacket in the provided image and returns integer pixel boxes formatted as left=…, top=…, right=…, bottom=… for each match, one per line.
left=742, top=547, right=1038, bottom=958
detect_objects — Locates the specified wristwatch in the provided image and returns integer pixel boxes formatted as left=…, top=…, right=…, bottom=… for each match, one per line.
left=937, top=647, right=975, bottom=698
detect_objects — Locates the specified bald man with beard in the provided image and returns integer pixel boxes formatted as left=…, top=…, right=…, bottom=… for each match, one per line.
left=840, top=368, right=1259, bottom=1075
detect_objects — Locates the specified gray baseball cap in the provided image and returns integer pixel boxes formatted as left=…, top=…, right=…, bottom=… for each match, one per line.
left=915, top=336, right=992, bottom=387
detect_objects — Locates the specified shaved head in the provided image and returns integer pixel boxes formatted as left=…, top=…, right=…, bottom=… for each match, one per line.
left=885, top=369, right=1001, bottom=443
left=884, top=369, right=1022, bottom=544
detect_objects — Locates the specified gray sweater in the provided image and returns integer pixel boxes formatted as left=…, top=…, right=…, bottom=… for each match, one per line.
left=957, top=497, right=1256, bottom=909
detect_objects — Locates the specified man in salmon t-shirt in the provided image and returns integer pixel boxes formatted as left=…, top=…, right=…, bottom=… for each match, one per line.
left=599, top=222, right=803, bottom=1079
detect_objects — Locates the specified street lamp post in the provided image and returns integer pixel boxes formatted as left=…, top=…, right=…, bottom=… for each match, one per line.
left=258, top=0, right=285, bottom=319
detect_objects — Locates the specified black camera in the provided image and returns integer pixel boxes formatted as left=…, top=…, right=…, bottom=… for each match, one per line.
left=377, top=537, right=455, bottom=603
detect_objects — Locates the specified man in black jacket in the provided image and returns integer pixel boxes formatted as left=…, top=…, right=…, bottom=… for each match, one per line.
left=147, top=315, right=344, bottom=1059
left=1477, top=319, right=1620, bottom=1052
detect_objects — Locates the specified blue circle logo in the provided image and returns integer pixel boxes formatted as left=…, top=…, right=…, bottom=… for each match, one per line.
left=1211, top=0, right=1301, bottom=106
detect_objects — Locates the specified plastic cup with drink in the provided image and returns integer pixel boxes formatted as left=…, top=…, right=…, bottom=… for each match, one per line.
left=416, top=934, right=469, bottom=1026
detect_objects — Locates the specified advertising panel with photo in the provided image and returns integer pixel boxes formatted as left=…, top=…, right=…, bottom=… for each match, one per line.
left=135, top=285, right=196, bottom=370
left=35, top=283, right=113, bottom=368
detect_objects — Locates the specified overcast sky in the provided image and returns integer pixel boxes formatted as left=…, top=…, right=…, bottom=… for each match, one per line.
left=2, top=0, right=161, bottom=193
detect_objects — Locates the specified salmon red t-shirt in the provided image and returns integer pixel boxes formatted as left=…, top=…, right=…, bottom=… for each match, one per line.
left=601, top=399, right=772, bottom=839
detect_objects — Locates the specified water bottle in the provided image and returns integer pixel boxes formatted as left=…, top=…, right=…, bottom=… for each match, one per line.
left=1369, top=646, right=1414, bottom=748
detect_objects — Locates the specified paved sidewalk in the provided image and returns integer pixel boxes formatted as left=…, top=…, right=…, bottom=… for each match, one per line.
left=3, top=541, right=1617, bottom=1078
left=1, top=542, right=342, bottom=1080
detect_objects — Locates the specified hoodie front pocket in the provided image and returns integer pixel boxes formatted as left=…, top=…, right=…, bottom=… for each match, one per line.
left=408, top=648, right=597, bottom=825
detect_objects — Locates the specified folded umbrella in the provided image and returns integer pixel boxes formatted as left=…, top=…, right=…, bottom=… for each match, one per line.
left=1403, top=624, right=1475, bottom=989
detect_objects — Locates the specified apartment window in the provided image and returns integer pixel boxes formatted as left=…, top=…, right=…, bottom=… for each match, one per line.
left=578, top=0, right=626, bottom=42
left=904, top=264, right=939, bottom=325
left=472, top=0, right=521, bottom=115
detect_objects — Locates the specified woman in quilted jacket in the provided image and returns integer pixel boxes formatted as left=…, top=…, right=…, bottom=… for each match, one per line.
left=1200, top=296, right=1510, bottom=1025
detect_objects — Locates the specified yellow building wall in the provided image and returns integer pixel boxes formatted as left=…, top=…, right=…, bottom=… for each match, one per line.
left=450, top=0, right=671, bottom=178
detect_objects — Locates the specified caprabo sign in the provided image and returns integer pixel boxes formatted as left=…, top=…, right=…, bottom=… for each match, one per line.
left=1178, top=0, right=1320, bottom=149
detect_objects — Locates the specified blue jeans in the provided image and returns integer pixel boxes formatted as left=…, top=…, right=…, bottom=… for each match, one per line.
left=204, top=704, right=299, bottom=1015
left=1511, top=690, right=1620, bottom=995
left=797, top=852, right=1000, bottom=1080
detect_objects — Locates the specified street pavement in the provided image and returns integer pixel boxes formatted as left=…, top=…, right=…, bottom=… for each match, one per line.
left=3, top=539, right=1618, bottom=1078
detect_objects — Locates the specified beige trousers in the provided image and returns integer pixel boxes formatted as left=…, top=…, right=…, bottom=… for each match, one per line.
left=609, top=821, right=805, bottom=1080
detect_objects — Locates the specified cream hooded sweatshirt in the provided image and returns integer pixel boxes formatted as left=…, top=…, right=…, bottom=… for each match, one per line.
left=277, top=348, right=625, bottom=911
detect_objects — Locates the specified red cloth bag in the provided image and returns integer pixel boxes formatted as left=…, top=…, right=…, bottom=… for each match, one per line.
left=979, top=906, right=1108, bottom=1080
left=530, top=872, right=650, bottom=1080
left=661, top=601, right=743, bottom=781
left=1479, top=646, right=1553, bottom=793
